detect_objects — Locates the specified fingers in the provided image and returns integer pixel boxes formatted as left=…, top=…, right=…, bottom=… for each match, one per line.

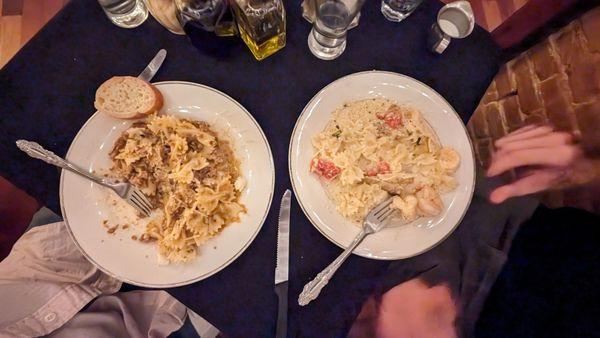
left=510, top=124, right=538, bottom=135
left=486, top=125, right=583, bottom=201
left=489, top=169, right=564, bottom=204
left=494, top=132, right=573, bottom=153
left=487, top=145, right=580, bottom=177
left=495, top=125, right=554, bottom=147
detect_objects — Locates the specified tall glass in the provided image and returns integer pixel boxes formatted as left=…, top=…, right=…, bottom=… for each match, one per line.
left=381, top=0, right=423, bottom=22
left=97, top=0, right=148, bottom=28
left=307, top=0, right=366, bottom=60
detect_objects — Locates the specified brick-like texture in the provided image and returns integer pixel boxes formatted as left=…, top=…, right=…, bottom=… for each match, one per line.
left=575, top=99, right=600, bottom=156
left=484, top=102, right=507, bottom=140
left=540, top=75, right=577, bottom=131
left=582, top=8, right=600, bottom=52
left=530, top=40, right=562, bottom=81
left=512, top=55, right=543, bottom=114
left=468, top=5, right=600, bottom=214
left=500, top=96, right=523, bottom=131
left=474, top=138, right=493, bottom=169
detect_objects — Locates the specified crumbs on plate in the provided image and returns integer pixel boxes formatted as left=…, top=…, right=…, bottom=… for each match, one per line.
left=101, top=219, right=141, bottom=240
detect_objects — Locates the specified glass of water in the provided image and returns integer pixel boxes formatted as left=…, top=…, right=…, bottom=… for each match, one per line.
left=381, top=0, right=423, bottom=22
left=98, top=0, right=148, bottom=28
left=307, top=0, right=366, bottom=60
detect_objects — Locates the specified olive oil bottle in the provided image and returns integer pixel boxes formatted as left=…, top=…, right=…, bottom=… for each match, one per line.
left=231, top=0, right=286, bottom=60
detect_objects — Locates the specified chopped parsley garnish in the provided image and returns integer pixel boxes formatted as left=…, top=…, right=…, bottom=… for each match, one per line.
left=332, top=125, right=342, bottom=138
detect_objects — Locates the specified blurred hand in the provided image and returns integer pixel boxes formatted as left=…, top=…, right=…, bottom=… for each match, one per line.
left=486, top=125, right=597, bottom=204
left=376, top=279, right=457, bottom=338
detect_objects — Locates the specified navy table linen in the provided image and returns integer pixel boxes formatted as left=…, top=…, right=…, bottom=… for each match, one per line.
left=0, top=0, right=501, bottom=336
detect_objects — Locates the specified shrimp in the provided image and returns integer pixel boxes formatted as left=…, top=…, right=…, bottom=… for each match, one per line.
left=416, top=186, right=443, bottom=217
left=392, top=195, right=418, bottom=222
left=438, top=148, right=460, bottom=172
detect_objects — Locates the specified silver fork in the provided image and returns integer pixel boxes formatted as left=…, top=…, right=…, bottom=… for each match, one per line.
left=16, top=140, right=153, bottom=217
left=298, top=197, right=395, bottom=306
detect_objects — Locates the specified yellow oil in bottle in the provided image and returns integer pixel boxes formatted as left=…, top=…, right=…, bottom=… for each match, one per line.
left=238, top=24, right=286, bottom=60
left=232, top=0, right=286, bottom=61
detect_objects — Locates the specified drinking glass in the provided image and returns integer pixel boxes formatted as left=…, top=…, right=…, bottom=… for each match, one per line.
left=381, top=0, right=423, bottom=22
left=307, top=0, right=366, bottom=60
left=97, top=0, right=148, bottom=28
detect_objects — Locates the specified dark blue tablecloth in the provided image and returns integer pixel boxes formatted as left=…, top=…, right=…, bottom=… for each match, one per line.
left=0, top=0, right=500, bottom=336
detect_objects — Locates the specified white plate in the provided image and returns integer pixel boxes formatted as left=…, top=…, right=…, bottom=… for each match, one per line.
left=60, top=81, right=274, bottom=287
left=289, top=71, right=475, bottom=260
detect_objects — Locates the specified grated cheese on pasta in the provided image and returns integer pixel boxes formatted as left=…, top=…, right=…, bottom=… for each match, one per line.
left=110, top=115, right=245, bottom=263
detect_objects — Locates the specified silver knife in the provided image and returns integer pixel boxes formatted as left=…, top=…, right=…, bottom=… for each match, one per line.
left=275, top=189, right=291, bottom=338
left=138, top=49, right=166, bottom=81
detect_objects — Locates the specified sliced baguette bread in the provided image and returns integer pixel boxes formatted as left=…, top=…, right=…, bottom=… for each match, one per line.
left=94, top=76, right=163, bottom=119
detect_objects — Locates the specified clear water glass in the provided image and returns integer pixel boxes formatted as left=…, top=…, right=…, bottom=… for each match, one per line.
left=308, top=0, right=366, bottom=60
left=98, top=0, right=148, bottom=28
left=381, top=0, right=423, bottom=22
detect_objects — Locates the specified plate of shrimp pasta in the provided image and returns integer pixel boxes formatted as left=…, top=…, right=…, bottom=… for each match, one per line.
left=289, top=71, right=475, bottom=260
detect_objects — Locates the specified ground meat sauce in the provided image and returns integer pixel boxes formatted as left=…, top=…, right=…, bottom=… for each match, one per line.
left=110, top=134, right=127, bottom=159
left=107, top=115, right=245, bottom=262
left=194, top=166, right=216, bottom=181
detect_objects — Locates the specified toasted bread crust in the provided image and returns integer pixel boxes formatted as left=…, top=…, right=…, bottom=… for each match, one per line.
left=94, top=76, right=162, bottom=119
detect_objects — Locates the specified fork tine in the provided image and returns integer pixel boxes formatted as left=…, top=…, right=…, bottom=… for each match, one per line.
left=132, top=188, right=153, bottom=210
left=129, top=199, right=150, bottom=217
left=377, top=207, right=395, bottom=221
left=139, top=193, right=153, bottom=211
left=129, top=193, right=151, bottom=216
left=135, top=196, right=152, bottom=216
left=371, top=198, right=393, bottom=217
left=127, top=185, right=153, bottom=217
left=127, top=185, right=152, bottom=210
left=131, top=200, right=150, bottom=216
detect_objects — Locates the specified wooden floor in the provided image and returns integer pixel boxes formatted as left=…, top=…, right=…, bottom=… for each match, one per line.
left=0, top=0, right=527, bottom=68
left=0, top=0, right=69, bottom=67
left=467, top=0, right=529, bottom=31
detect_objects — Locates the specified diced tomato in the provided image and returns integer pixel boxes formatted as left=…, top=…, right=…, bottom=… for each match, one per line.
left=384, top=115, right=403, bottom=129
left=365, top=161, right=390, bottom=176
left=377, top=161, right=391, bottom=174
left=376, top=105, right=404, bottom=129
left=366, top=168, right=378, bottom=176
left=311, top=158, right=341, bottom=180
left=376, top=110, right=403, bottom=129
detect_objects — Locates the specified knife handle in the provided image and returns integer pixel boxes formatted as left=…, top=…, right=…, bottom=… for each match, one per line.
left=275, top=281, right=288, bottom=338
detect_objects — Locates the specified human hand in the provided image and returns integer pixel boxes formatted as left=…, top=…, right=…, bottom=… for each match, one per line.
left=376, top=279, right=457, bottom=338
left=486, top=125, right=596, bottom=204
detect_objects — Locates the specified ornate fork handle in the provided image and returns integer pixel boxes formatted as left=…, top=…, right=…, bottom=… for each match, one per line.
left=16, top=140, right=112, bottom=187
left=298, top=228, right=369, bottom=306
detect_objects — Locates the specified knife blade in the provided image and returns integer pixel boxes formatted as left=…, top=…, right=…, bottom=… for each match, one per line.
left=138, top=49, right=166, bottom=82
left=275, top=189, right=291, bottom=338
